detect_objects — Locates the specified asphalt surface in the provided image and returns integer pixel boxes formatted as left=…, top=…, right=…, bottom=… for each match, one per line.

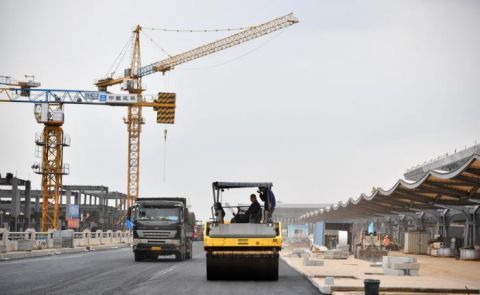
left=0, top=242, right=320, bottom=295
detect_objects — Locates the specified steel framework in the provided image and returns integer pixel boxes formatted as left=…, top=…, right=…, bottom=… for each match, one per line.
left=125, top=105, right=143, bottom=208
left=124, top=25, right=144, bottom=207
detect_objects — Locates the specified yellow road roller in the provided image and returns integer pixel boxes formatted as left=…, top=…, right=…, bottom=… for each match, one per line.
left=203, top=182, right=282, bottom=280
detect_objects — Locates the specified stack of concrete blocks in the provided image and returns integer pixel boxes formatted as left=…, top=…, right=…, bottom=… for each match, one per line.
left=303, top=251, right=325, bottom=266
left=429, top=242, right=455, bottom=257
left=460, top=248, right=480, bottom=260
left=382, top=256, right=420, bottom=276
left=288, top=248, right=309, bottom=258
left=324, top=249, right=349, bottom=259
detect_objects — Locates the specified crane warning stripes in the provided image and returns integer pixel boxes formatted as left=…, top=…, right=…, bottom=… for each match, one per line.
left=154, top=92, right=176, bottom=124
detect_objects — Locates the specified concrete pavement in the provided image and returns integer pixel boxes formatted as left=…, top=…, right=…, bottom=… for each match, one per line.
left=0, top=242, right=320, bottom=295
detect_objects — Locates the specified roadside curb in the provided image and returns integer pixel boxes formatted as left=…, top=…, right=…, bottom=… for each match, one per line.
left=280, top=256, right=329, bottom=294
left=0, top=243, right=131, bottom=261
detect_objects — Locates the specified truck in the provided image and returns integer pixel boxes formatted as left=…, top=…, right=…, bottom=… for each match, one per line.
left=127, top=198, right=195, bottom=262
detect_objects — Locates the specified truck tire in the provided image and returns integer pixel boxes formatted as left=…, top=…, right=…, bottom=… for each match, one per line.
left=186, top=240, right=193, bottom=259
left=176, top=250, right=186, bottom=261
left=134, top=252, right=144, bottom=262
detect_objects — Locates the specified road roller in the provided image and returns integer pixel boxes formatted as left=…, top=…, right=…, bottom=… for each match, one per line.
left=203, top=182, right=282, bottom=280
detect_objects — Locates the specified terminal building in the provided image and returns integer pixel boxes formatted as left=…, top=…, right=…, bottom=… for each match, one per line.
left=298, top=146, right=480, bottom=259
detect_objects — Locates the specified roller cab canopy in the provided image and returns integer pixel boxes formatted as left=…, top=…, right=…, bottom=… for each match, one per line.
left=212, top=182, right=273, bottom=190
left=211, top=181, right=275, bottom=223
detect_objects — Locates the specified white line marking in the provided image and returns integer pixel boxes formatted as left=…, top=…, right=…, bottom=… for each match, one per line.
left=148, top=265, right=176, bottom=281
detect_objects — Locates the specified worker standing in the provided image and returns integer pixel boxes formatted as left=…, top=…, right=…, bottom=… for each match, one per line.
left=383, top=235, right=391, bottom=250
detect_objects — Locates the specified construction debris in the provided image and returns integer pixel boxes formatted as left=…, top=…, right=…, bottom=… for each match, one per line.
left=324, top=249, right=349, bottom=259
left=303, top=253, right=325, bottom=266
left=382, top=256, right=420, bottom=276
left=311, top=244, right=329, bottom=253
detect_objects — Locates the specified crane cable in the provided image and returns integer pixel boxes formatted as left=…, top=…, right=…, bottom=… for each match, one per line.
left=163, top=129, right=168, bottom=182
left=105, top=34, right=134, bottom=78
left=177, top=28, right=288, bottom=71
left=140, top=30, right=172, bottom=58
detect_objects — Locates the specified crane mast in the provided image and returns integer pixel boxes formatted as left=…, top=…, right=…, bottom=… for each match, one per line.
left=125, top=25, right=144, bottom=209
left=95, top=13, right=298, bottom=209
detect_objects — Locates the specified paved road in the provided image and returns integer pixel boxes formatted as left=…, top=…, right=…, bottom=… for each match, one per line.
left=0, top=242, right=320, bottom=295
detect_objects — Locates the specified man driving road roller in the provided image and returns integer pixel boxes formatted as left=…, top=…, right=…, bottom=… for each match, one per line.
left=231, top=194, right=261, bottom=223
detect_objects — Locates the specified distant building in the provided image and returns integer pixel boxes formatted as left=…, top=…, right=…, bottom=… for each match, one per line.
left=0, top=172, right=127, bottom=232
left=272, top=203, right=330, bottom=226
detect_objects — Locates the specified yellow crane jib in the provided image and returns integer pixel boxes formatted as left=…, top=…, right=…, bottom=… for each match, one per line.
left=94, top=13, right=299, bottom=90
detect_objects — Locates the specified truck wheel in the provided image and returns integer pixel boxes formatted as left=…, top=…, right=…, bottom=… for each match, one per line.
left=186, top=242, right=193, bottom=259
left=176, top=251, right=185, bottom=261
left=134, top=252, right=144, bottom=262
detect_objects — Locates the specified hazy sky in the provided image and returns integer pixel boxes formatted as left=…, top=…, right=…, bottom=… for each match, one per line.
left=1, top=0, right=479, bottom=220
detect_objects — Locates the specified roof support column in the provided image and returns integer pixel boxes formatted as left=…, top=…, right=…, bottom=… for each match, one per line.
left=384, top=217, right=393, bottom=236
left=465, top=205, right=479, bottom=248
left=437, top=209, right=450, bottom=238
left=415, top=212, right=426, bottom=231
left=74, top=192, right=79, bottom=205
left=397, top=215, right=408, bottom=247
left=473, top=206, right=480, bottom=247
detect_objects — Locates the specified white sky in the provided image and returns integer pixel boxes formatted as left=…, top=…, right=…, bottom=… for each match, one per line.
left=1, top=0, right=479, bottom=221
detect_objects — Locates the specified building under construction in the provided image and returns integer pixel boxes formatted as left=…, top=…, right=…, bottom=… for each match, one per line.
left=0, top=172, right=127, bottom=232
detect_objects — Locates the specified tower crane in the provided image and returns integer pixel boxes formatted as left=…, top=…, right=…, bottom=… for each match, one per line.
left=0, top=13, right=298, bottom=231
left=0, top=86, right=173, bottom=231
left=95, top=13, right=299, bottom=208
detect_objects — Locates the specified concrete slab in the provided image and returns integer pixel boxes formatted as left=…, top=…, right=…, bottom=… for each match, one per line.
left=391, top=263, right=420, bottom=270
left=383, top=268, right=405, bottom=276
left=303, top=256, right=325, bottom=266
